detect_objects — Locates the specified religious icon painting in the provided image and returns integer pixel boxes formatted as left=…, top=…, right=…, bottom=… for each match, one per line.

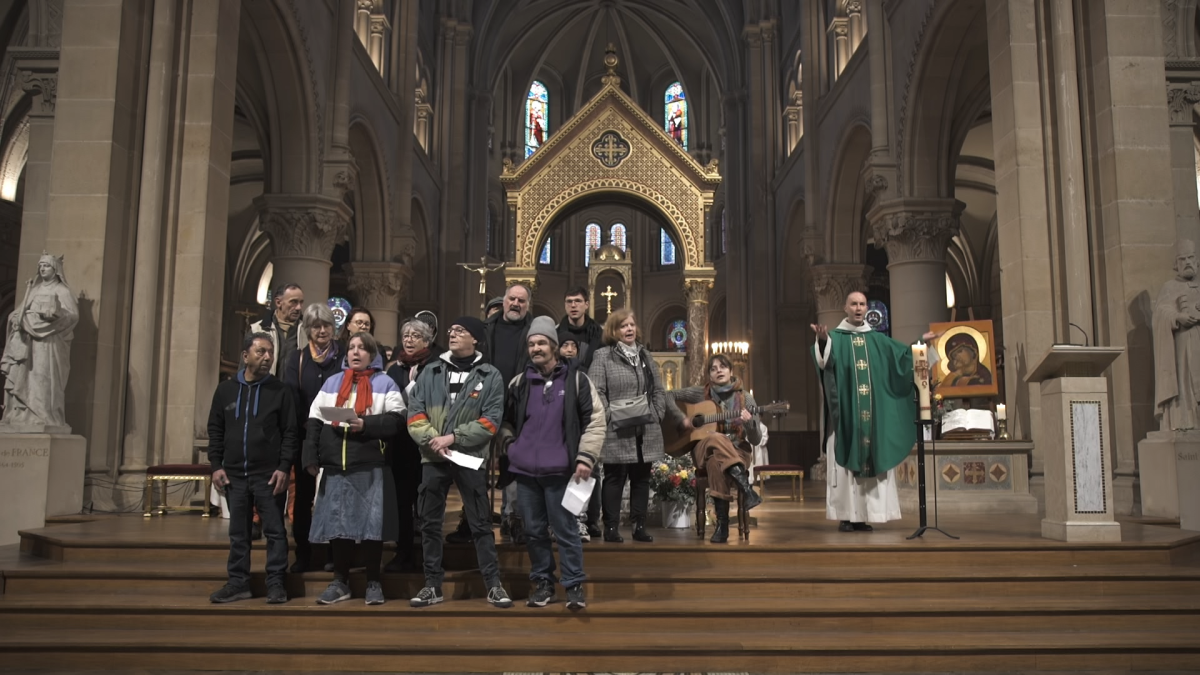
left=666, top=319, right=687, bottom=352
left=929, top=319, right=1000, bottom=398
left=327, top=297, right=352, bottom=332
left=865, top=300, right=890, bottom=335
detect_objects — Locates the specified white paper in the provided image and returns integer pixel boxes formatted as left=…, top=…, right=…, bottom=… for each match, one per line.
left=561, top=477, right=597, bottom=516
left=320, top=406, right=359, bottom=423
left=447, top=450, right=485, bottom=470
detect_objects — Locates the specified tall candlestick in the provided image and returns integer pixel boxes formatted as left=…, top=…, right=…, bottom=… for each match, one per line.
left=912, top=341, right=931, bottom=421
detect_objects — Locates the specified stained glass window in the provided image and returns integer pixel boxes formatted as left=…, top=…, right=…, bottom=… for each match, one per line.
left=660, top=228, right=676, bottom=266
left=525, top=81, right=549, bottom=158
left=667, top=319, right=688, bottom=351
left=539, top=238, right=551, bottom=265
left=610, top=223, right=627, bottom=251
left=584, top=223, right=601, bottom=267
left=664, top=82, right=688, bottom=150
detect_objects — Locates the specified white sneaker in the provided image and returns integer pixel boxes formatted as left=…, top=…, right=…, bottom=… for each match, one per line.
left=577, top=519, right=591, bottom=542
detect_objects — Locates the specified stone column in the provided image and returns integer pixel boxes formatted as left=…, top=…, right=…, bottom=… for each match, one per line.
left=255, top=194, right=353, bottom=304
left=868, top=198, right=963, bottom=343
left=355, top=0, right=372, bottom=45
left=830, top=19, right=849, bottom=78
left=368, top=14, right=390, bottom=75
left=437, top=19, right=472, bottom=318
left=810, top=264, right=872, bottom=330
left=684, top=276, right=714, bottom=387
left=10, top=49, right=58, bottom=285
left=343, top=261, right=411, bottom=347
left=390, top=0, right=418, bottom=261
left=1166, top=82, right=1200, bottom=245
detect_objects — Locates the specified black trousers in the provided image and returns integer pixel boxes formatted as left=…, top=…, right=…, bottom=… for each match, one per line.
left=601, top=461, right=652, bottom=528
left=291, top=466, right=316, bottom=560
left=226, top=473, right=288, bottom=588
left=389, top=444, right=423, bottom=557
left=417, top=461, right=501, bottom=588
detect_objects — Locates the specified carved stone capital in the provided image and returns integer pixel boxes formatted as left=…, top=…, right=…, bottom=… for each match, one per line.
left=255, top=194, right=352, bottom=260
left=868, top=198, right=963, bottom=264
left=13, top=49, right=60, bottom=117
left=810, top=263, right=872, bottom=313
left=344, top=261, right=411, bottom=310
left=683, top=277, right=714, bottom=305
left=1167, top=82, right=1200, bottom=125
left=504, top=267, right=539, bottom=294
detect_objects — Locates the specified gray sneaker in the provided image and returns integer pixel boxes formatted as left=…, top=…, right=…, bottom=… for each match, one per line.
left=316, top=579, right=351, bottom=605
left=526, top=579, right=557, bottom=607
left=487, top=585, right=514, bottom=608
left=209, top=583, right=252, bottom=604
left=409, top=585, right=443, bottom=607
left=566, top=584, right=586, bottom=610
left=364, top=581, right=385, bottom=605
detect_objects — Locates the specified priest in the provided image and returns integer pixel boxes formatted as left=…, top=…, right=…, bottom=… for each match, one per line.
left=811, top=291, right=929, bottom=532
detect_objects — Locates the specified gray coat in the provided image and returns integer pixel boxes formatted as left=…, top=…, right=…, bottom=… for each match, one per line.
left=587, top=344, right=667, bottom=464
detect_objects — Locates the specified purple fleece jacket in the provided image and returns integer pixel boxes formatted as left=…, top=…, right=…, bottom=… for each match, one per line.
left=506, top=364, right=570, bottom=477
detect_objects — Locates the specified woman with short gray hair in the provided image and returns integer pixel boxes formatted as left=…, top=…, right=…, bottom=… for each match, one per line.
left=283, top=302, right=343, bottom=573
left=382, top=315, right=441, bottom=572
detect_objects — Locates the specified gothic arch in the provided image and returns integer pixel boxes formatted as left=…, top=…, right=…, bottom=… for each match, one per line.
left=825, top=121, right=872, bottom=261
left=238, top=0, right=320, bottom=194
left=348, top=119, right=389, bottom=261
left=899, top=0, right=989, bottom=199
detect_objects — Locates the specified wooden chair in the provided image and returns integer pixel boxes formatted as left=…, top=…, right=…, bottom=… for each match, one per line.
left=754, top=463, right=805, bottom=502
left=144, top=464, right=215, bottom=517
left=694, top=467, right=750, bottom=541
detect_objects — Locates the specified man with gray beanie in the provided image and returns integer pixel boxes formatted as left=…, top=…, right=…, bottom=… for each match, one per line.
left=498, top=316, right=604, bottom=610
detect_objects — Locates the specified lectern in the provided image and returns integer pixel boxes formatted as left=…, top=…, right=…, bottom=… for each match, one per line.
left=1025, top=345, right=1124, bottom=542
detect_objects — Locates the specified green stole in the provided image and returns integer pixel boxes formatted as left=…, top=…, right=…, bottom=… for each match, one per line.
left=813, top=326, right=916, bottom=478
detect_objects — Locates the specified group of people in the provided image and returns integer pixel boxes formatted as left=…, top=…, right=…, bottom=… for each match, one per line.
left=205, top=280, right=773, bottom=610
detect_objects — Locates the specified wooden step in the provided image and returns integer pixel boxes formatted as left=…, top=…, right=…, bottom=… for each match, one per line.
left=1, top=627, right=1197, bottom=672
left=2, top=592, right=1198, bottom=634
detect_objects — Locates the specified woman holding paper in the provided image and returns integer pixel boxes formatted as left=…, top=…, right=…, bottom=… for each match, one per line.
left=303, top=332, right=405, bottom=606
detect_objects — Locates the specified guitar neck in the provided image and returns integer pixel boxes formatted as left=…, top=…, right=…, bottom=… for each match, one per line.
left=696, top=405, right=766, bottom=426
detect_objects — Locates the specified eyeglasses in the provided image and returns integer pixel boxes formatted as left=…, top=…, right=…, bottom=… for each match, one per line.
left=402, top=332, right=427, bottom=341
left=350, top=319, right=371, bottom=328
left=447, top=327, right=469, bottom=337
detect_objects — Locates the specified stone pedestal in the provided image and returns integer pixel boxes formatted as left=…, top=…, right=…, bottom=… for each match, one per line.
left=0, top=434, right=86, bottom=546
left=1137, top=431, right=1183, bottom=519
left=1175, top=431, right=1200, bottom=532
left=1039, top=377, right=1121, bottom=542
left=896, top=441, right=1038, bottom=514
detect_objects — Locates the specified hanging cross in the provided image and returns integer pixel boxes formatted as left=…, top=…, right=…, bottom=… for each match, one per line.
left=457, top=256, right=507, bottom=318
left=601, top=284, right=618, bottom=315
left=234, top=307, right=259, bottom=332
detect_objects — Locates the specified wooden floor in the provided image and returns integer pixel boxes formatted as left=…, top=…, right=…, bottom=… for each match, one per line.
left=2, top=487, right=1200, bottom=673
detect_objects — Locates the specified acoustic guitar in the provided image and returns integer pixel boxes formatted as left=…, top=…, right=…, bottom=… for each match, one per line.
left=662, top=399, right=791, bottom=457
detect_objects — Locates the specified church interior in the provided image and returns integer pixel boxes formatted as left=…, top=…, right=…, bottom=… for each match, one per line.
left=0, top=0, right=1199, bottom=671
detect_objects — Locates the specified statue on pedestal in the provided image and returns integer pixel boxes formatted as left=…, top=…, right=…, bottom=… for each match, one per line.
left=1153, top=240, right=1200, bottom=431
left=0, top=253, right=78, bottom=433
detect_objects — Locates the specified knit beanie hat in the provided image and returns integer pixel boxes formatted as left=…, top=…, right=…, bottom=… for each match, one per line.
left=528, top=315, right=559, bottom=346
left=450, top=316, right=486, bottom=345
left=557, top=330, right=578, bottom=347
left=485, top=296, right=504, bottom=314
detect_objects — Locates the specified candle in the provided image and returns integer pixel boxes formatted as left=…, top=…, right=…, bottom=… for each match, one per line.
left=996, top=403, right=1006, bottom=420
left=912, top=341, right=931, bottom=421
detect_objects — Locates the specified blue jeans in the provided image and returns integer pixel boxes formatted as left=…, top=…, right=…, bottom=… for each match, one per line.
left=515, top=474, right=585, bottom=589
left=225, top=473, right=288, bottom=588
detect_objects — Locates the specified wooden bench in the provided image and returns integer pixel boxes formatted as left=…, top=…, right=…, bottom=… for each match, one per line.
left=754, top=464, right=805, bottom=502
left=143, top=464, right=214, bottom=517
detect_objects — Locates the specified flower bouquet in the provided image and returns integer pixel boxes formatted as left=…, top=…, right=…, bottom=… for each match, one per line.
left=651, top=455, right=697, bottom=529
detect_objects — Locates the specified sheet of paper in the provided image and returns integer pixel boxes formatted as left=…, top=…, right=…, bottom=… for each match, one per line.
left=319, top=406, right=359, bottom=423
left=447, top=450, right=485, bottom=470
left=561, top=476, right=596, bottom=516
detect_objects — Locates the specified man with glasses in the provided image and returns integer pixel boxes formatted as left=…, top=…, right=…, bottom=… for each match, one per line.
left=407, top=317, right=511, bottom=608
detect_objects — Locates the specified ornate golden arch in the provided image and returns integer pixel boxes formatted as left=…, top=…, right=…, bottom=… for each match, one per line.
left=499, top=51, right=720, bottom=384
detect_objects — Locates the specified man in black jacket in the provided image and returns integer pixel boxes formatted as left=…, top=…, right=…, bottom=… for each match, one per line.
left=207, top=333, right=300, bottom=605
left=483, top=284, right=533, bottom=542
left=556, top=286, right=604, bottom=370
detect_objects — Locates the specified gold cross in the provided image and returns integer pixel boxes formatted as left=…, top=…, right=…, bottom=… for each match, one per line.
left=860, top=410, right=872, bottom=422
left=457, top=256, right=507, bottom=318
left=862, top=437, right=871, bottom=446
left=600, top=285, right=618, bottom=315
left=852, top=336, right=865, bottom=347
left=858, top=384, right=870, bottom=396
left=594, top=133, right=629, bottom=166
left=856, top=359, right=868, bottom=371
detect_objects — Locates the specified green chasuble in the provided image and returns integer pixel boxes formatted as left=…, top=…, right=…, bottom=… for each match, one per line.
left=812, top=325, right=916, bottom=478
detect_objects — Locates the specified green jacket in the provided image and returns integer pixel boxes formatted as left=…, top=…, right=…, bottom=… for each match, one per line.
left=406, top=351, right=504, bottom=463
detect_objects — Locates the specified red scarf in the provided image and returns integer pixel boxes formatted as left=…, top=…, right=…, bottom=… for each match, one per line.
left=336, top=368, right=376, bottom=419
left=397, top=347, right=431, bottom=368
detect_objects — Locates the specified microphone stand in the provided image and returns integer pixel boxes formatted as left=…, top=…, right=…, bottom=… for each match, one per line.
left=908, top=410, right=958, bottom=540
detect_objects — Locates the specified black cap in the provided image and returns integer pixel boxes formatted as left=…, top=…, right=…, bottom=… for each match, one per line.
left=450, top=316, right=486, bottom=345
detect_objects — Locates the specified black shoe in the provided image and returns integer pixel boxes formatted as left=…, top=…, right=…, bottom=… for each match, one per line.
left=603, top=525, right=624, bottom=543
left=727, top=464, right=763, bottom=510
left=323, top=561, right=335, bottom=572
left=585, top=522, right=603, bottom=539
left=710, top=498, right=730, bottom=544
left=209, top=583, right=252, bottom=604
left=265, top=584, right=288, bottom=604
left=566, top=584, right=587, bottom=610
left=446, top=516, right=472, bottom=544
left=526, top=578, right=557, bottom=607
left=410, top=585, right=444, bottom=608
left=289, top=554, right=310, bottom=574
left=838, top=521, right=854, bottom=532
left=632, top=520, right=654, bottom=543
left=852, top=522, right=874, bottom=532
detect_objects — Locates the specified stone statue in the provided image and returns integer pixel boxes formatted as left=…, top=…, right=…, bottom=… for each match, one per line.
left=1152, top=240, right=1200, bottom=431
left=0, top=253, right=79, bottom=432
